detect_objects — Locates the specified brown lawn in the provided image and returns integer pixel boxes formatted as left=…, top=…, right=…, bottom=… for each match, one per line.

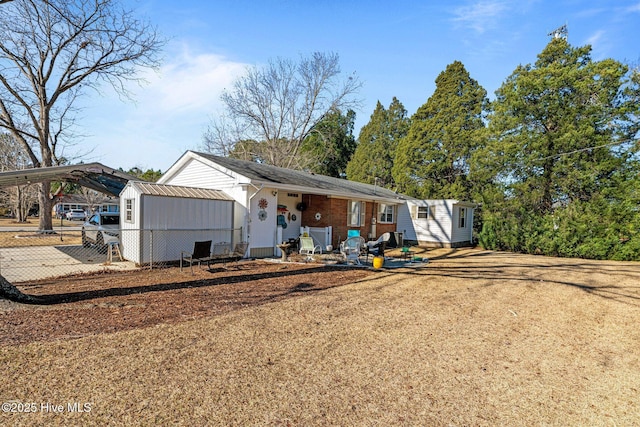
left=0, top=248, right=639, bottom=426
left=0, top=218, right=82, bottom=247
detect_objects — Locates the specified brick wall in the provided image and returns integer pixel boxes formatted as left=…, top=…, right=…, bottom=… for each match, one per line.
left=301, top=195, right=397, bottom=248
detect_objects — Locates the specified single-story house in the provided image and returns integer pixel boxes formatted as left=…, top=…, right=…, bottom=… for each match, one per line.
left=52, top=193, right=119, bottom=218
left=157, top=151, right=476, bottom=258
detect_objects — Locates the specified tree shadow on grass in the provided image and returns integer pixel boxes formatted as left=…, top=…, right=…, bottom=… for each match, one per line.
left=22, top=265, right=359, bottom=306
left=365, top=261, right=640, bottom=307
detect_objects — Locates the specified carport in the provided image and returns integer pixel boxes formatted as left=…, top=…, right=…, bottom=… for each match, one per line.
left=0, top=162, right=136, bottom=196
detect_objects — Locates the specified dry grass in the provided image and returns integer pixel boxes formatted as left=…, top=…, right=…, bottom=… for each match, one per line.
left=0, top=217, right=82, bottom=247
left=1, top=249, right=639, bottom=426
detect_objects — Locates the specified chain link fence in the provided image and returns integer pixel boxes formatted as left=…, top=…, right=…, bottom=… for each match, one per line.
left=0, top=227, right=243, bottom=284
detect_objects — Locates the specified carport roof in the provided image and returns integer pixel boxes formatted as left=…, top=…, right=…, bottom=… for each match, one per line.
left=0, top=163, right=136, bottom=196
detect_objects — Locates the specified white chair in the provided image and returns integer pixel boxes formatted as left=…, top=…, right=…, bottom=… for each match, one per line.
left=340, top=236, right=365, bottom=265
left=299, top=236, right=322, bottom=260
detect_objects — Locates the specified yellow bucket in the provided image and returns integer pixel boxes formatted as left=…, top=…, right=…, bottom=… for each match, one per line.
left=373, top=256, right=384, bottom=269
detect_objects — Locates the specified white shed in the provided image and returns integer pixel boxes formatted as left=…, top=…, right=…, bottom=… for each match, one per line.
left=397, top=199, right=476, bottom=248
left=119, top=181, right=235, bottom=265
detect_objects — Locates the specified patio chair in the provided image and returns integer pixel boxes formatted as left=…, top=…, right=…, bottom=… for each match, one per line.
left=224, top=241, right=249, bottom=268
left=365, top=240, right=387, bottom=263
left=210, top=241, right=231, bottom=264
left=365, top=232, right=393, bottom=262
left=347, top=229, right=361, bottom=238
left=299, top=236, right=322, bottom=261
left=180, top=240, right=213, bottom=274
left=340, top=236, right=366, bottom=265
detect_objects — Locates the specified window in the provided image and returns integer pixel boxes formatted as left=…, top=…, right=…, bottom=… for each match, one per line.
left=347, top=200, right=364, bottom=227
left=458, top=207, right=466, bottom=228
left=124, top=199, right=134, bottom=223
left=378, top=204, right=394, bottom=223
left=416, top=205, right=436, bottom=220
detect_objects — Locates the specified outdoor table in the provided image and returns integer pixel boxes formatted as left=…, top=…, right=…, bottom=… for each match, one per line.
left=401, top=248, right=415, bottom=262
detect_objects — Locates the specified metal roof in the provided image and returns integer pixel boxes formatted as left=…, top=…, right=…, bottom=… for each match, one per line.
left=0, top=163, right=136, bottom=196
left=192, top=152, right=408, bottom=202
left=128, top=181, right=233, bottom=201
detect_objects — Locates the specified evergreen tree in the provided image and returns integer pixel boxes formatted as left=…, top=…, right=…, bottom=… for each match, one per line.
left=126, top=167, right=163, bottom=182
left=393, top=61, right=488, bottom=199
left=300, top=108, right=357, bottom=177
left=346, top=97, right=409, bottom=187
left=476, top=38, right=640, bottom=258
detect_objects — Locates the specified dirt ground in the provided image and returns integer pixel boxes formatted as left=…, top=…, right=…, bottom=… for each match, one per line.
left=1, top=248, right=639, bottom=426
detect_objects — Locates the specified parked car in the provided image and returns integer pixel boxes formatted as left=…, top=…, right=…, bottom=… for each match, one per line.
left=65, top=209, right=87, bottom=221
left=82, top=212, right=120, bottom=248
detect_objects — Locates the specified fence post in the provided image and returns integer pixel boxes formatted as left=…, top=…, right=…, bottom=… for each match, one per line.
left=149, top=229, right=153, bottom=270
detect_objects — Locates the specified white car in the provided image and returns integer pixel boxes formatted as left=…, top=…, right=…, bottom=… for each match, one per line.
left=82, top=212, right=120, bottom=248
left=65, top=209, right=86, bottom=221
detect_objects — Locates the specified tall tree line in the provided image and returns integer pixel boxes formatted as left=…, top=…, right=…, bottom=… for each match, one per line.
left=344, top=38, right=639, bottom=260
left=204, top=39, right=639, bottom=260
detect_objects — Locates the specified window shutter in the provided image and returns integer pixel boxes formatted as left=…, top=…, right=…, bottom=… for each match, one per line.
left=410, top=205, right=417, bottom=220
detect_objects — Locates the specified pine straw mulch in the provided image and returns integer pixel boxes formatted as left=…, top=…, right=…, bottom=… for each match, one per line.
left=0, top=261, right=372, bottom=346
left=1, top=249, right=640, bottom=426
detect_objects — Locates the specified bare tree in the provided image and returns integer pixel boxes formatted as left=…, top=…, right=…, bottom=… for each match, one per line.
left=203, top=52, right=361, bottom=169
left=0, top=133, right=38, bottom=221
left=81, top=187, right=104, bottom=214
left=0, top=0, right=164, bottom=231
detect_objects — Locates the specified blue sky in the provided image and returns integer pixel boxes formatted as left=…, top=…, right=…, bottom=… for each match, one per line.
left=79, top=0, right=640, bottom=172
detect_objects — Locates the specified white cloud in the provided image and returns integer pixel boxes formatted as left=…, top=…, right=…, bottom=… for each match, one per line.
left=451, top=0, right=509, bottom=33
left=627, top=3, right=640, bottom=13
left=134, top=44, right=248, bottom=117
left=585, top=30, right=605, bottom=47
left=81, top=44, right=248, bottom=171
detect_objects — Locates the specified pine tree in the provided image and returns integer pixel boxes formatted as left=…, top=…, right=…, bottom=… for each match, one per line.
left=346, top=97, right=409, bottom=187
left=393, top=61, right=487, bottom=199
left=300, top=108, right=357, bottom=177
left=476, top=38, right=640, bottom=258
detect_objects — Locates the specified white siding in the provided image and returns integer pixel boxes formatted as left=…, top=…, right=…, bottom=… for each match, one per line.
left=248, top=187, right=278, bottom=257
left=119, top=184, right=142, bottom=263
left=417, top=200, right=452, bottom=246
left=163, top=158, right=237, bottom=190
left=118, top=182, right=234, bottom=264
left=398, top=199, right=476, bottom=247
left=396, top=203, right=416, bottom=241
left=137, top=195, right=234, bottom=264
left=451, top=204, right=474, bottom=244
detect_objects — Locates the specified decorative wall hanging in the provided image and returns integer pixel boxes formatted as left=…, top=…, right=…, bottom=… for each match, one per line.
left=258, top=198, right=269, bottom=221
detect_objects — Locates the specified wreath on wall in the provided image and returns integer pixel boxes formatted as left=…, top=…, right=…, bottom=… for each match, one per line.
left=296, top=202, right=307, bottom=211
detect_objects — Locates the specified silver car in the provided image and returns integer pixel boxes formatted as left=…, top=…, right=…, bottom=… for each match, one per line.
left=66, top=209, right=86, bottom=221
left=82, top=212, right=120, bottom=247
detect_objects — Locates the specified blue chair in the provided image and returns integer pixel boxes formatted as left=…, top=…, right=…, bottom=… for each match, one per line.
left=347, top=229, right=360, bottom=238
